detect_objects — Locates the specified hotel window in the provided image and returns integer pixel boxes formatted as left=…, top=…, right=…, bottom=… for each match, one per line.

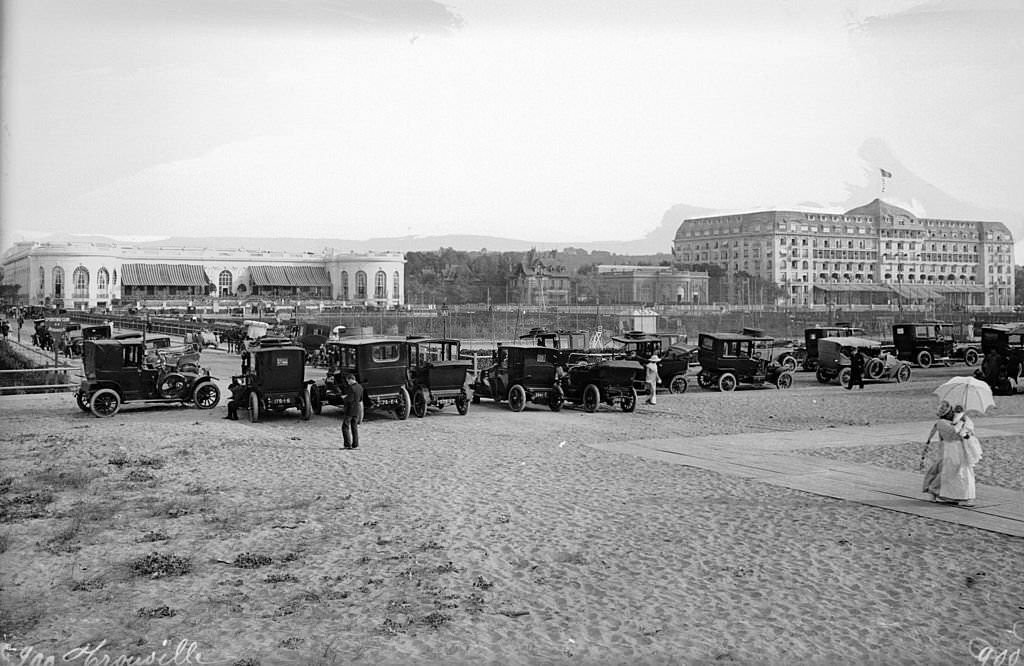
left=97, top=268, right=109, bottom=293
left=219, top=270, right=233, bottom=296
left=374, top=270, right=387, bottom=299
left=73, top=267, right=89, bottom=298
left=355, top=271, right=367, bottom=299
left=53, top=267, right=65, bottom=297
left=38, top=267, right=45, bottom=293
left=393, top=271, right=400, bottom=301
left=340, top=271, right=349, bottom=300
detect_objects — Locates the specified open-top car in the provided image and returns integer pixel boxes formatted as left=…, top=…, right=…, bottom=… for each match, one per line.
left=76, top=338, right=220, bottom=417
left=559, top=356, right=643, bottom=412
left=314, top=338, right=411, bottom=419
left=236, top=338, right=315, bottom=422
left=610, top=330, right=694, bottom=394
left=815, top=336, right=911, bottom=386
left=406, top=336, right=472, bottom=417
left=800, top=324, right=865, bottom=371
left=471, top=343, right=564, bottom=412
left=695, top=332, right=795, bottom=391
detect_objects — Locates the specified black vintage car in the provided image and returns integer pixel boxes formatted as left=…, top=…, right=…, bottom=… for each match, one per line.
left=406, top=336, right=472, bottom=417
left=800, top=324, right=865, bottom=371
left=236, top=339, right=315, bottom=422
left=975, top=323, right=1024, bottom=394
left=76, top=338, right=220, bottom=417
left=559, top=355, right=643, bottom=412
left=471, top=343, right=564, bottom=412
left=610, top=330, right=693, bottom=394
left=695, top=332, right=795, bottom=391
left=521, top=327, right=589, bottom=361
left=314, top=338, right=412, bottom=419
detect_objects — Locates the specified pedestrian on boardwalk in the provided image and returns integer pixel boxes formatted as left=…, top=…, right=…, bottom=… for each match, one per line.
left=920, top=401, right=981, bottom=506
left=341, top=374, right=364, bottom=449
left=643, top=354, right=660, bottom=405
left=845, top=347, right=865, bottom=390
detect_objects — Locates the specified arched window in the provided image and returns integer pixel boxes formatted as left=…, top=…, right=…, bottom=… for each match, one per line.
left=53, top=267, right=65, bottom=297
left=218, top=270, right=233, bottom=296
left=111, top=269, right=117, bottom=286
left=38, top=267, right=45, bottom=294
left=374, top=270, right=387, bottom=299
left=355, top=271, right=367, bottom=300
left=393, top=271, right=400, bottom=302
left=339, top=271, right=349, bottom=300
left=96, top=268, right=109, bottom=294
left=73, top=267, right=90, bottom=298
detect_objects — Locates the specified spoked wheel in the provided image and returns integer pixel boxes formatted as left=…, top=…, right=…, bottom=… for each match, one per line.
left=507, top=384, right=527, bottom=412
left=717, top=373, right=737, bottom=392
left=668, top=374, right=688, bottom=394
left=839, top=368, right=852, bottom=388
left=916, top=350, right=933, bottom=368
left=310, top=388, right=322, bottom=415
left=780, top=355, right=797, bottom=371
left=412, top=387, right=428, bottom=418
left=75, top=391, right=91, bottom=412
left=90, top=388, right=120, bottom=418
left=455, top=391, right=470, bottom=415
left=582, top=384, right=600, bottom=413
left=621, top=387, right=637, bottom=413
left=815, top=369, right=830, bottom=384
left=249, top=390, right=261, bottom=423
left=548, top=385, right=564, bottom=412
left=301, top=385, right=313, bottom=421
left=192, top=382, right=221, bottom=409
left=775, top=372, right=793, bottom=389
left=395, top=386, right=411, bottom=420
left=964, top=349, right=979, bottom=366
left=865, top=358, right=884, bottom=380
left=896, top=364, right=911, bottom=383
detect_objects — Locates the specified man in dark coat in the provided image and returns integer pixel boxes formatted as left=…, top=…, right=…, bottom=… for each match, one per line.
left=846, top=348, right=865, bottom=390
left=225, top=379, right=248, bottom=420
left=341, top=374, right=364, bottom=449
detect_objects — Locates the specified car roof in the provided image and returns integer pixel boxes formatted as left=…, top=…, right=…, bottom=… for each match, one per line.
left=324, top=337, right=405, bottom=346
left=983, top=323, right=1024, bottom=335
left=700, top=332, right=769, bottom=342
left=499, top=343, right=551, bottom=350
left=818, top=336, right=882, bottom=347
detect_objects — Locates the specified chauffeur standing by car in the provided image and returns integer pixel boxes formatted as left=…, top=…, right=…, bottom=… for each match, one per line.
left=341, top=374, right=364, bottom=449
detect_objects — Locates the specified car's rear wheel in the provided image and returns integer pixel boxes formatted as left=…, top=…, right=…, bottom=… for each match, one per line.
left=964, top=348, right=979, bottom=366
left=776, top=372, right=793, bottom=389
left=301, top=385, right=313, bottom=421
left=548, top=385, right=564, bottom=412
left=456, top=391, right=470, bottom=415
left=395, top=386, right=411, bottom=420
left=582, top=384, right=600, bottom=412
left=718, top=373, right=737, bottom=392
left=90, top=388, right=120, bottom=418
left=621, top=388, right=637, bottom=412
left=896, top=364, right=911, bottom=383
left=192, top=382, right=220, bottom=409
left=249, top=390, right=260, bottom=423
left=779, top=355, right=797, bottom=371
left=839, top=368, right=851, bottom=388
left=865, top=358, right=884, bottom=380
left=310, top=388, right=322, bottom=415
left=75, top=391, right=91, bottom=412
left=508, top=384, right=527, bottom=412
left=917, top=350, right=933, bottom=368
left=815, top=369, right=830, bottom=384
left=412, top=387, right=428, bottom=418
left=668, top=373, right=688, bottom=394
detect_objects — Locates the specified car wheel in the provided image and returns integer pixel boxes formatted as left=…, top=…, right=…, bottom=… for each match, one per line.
left=582, top=384, right=600, bottom=412
left=776, top=372, right=793, bottom=389
left=301, top=385, right=313, bottom=421
left=865, top=358, right=884, bottom=380
left=412, top=387, right=428, bottom=418
left=964, top=348, right=979, bottom=366
left=75, top=391, right=91, bottom=412
left=548, top=385, right=564, bottom=412
left=310, top=388, right=322, bottom=415
left=249, top=390, right=260, bottom=423
left=717, top=373, right=737, bottom=392
left=456, top=391, right=470, bottom=415
left=508, top=384, right=527, bottom=412
left=780, top=355, right=797, bottom=371
left=90, top=388, right=120, bottom=418
left=395, top=386, right=411, bottom=420
left=916, top=350, right=933, bottom=368
left=838, top=368, right=851, bottom=388
left=896, top=364, right=911, bottom=383
left=668, top=373, right=688, bottom=394
left=621, top=388, right=637, bottom=412
left=192, top=382, right=221, bottom=410
left=815, top=369, right=830, bottom=384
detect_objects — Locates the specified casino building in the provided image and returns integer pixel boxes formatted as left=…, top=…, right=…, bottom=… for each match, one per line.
left=1, top=239, right=406, bottom=310
left=672, top=199, right=1015, bottom=308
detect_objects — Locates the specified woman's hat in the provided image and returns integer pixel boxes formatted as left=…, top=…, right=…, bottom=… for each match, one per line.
left=648, top=354, right=661, bottom=363
left=936, top=400, right=953, bottom=416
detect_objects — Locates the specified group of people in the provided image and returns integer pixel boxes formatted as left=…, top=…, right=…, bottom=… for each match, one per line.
left=920, top=400, right=984, bottom=507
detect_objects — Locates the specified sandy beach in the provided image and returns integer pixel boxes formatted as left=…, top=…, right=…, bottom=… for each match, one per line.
left=2, top=369, right=1023, bottom=665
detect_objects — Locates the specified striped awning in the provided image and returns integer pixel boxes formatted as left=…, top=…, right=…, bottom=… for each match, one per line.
left=248, top=265, right=332, bottom=287
left=889, top=284, right=944, bottom=301
left=813, top=284, right=892, bottom=293
left=120, top=264, right=210, bottom=287
left=930, top=284, right=987, bottom=293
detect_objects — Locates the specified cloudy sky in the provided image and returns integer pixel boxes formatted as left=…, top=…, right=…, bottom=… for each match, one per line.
left=1, top=0, right=1022, bottom=254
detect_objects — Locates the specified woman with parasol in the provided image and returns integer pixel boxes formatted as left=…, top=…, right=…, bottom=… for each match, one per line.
left=920, top=378, right=991, bottom=506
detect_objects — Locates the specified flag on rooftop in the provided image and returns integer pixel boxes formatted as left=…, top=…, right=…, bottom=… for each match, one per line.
left=880, top=168, right=893, bottom=178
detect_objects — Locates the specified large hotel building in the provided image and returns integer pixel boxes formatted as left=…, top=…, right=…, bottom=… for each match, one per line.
left=672, top=199, right=1015, bottom=308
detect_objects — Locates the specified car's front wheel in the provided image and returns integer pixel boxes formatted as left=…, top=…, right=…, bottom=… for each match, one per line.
left=621, top=388, right=637, bottom=412
left=90, top=388, right=120, bottom=418
left=455, top=391, right=470, bottom=415
left=917, top=350, right=933, bottom=368
left=548, top=385, right=564, bottom=412
left=896, top=364, right=911, bottom=383
left=75, top=391, right=91, bottom=412
left=964, top=348, right=979, bottom=366
left=301, top=385, right=313, bottom=421
left=412, top=387, right=429, bottom=418
left=192, top=382, right=220, bottom=409
left=865, top=358, right=884, bottom=380
left=508, top=384, right=527, bottom=412
left=310, top=388, right=323, bottom=415
left=815, top=369, right=830, bottom=384
left=249, top=390, right=260, bottom=423
left=839, top=368, right=852, bottom=388
left=779, top=355, right=797, bottom=371
left=668, top=373, right=688, bottom=394
left=582, top=384, right=600, bottom=412
left=776, top=372, right=793, bottom=389
left=395, top=386, right=411, bottom=420
left=718, top=373, right=737, bottom=392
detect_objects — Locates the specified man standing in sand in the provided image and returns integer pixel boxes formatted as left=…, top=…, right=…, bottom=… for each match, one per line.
left=846, top=348, right=865, bottom=390
left=342, top=374, right=364, bottom=449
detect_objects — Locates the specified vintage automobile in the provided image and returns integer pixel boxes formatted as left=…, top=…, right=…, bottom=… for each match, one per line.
left=406, top=336, right=472, bottom=417
left=815, top=336, right=911, bottom=386
left=236, top=338, right=315, bottom=422
left=521, top=327, right=589, bottom=360
left=314, top=338, right=411, bottom=420
left=800, top=324, right=865, bottom=371
left=68, top=323, right=114, bottom=356
left=892, top=321, right=961, bottom=368
left=76, top=338, right=220, bottom=417
left=184, top=328, right=220, bottom=349
left=559, top=355, right=643, bottom=412
left=925, top=321, right=981, bottom=366
left=975, top=323, right=1024, bottom=394
left=471, top=343, right=564, bottom=412
left=610, top=330, right=694, bottom=394
left=695, top=332, right=795, bottom=391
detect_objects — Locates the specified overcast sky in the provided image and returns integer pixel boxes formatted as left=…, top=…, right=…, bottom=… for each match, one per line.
left=2, top=0, right=1023, bottom=255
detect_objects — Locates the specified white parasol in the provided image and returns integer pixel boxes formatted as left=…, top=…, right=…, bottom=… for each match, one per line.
left=932, top=376, right=995, bottom=415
